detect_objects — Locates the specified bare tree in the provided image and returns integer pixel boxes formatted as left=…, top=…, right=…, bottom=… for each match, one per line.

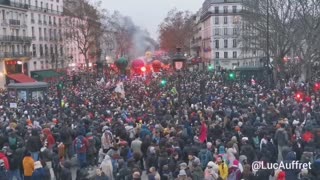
left=158, top=8, right=195, bottom=54
left=64, top=0, right=104, bottom=70
left=295, top=0, right=320, bottom=81
left=241, top=0, right=299, bottom=81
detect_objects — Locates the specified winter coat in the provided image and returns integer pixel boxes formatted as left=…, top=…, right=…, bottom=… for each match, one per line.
left=100, top=155, right=114, bottom=180
left=274, top=128, right=288, bottom=146
left=26, top=135, right=42, bottom=152
left=60, top=167, right=72, bottom=180
left=23, top=156, right=35, bottom=176
left=32, top=168, right=48, bottom=180
left=192, top=166, right=204, bottom=180
left=0, top=152, right=9, bottom=170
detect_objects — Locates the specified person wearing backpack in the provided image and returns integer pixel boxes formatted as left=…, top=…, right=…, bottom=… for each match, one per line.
left=198, top=142, right=214, bottom=170
left=227, top=160, right=241, bottom=180
left=73, top=133, right=89, bottom=168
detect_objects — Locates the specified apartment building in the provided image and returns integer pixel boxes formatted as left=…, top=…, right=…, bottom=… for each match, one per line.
left=200, top=0, right=244, bottom=69
left=0, top=0, right=32, bottom=88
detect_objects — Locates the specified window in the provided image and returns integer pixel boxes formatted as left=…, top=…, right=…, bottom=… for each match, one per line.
left=60, top=46, right=63, bottom=56
left=54, top=29, right=56, bottom=39
left=31, top=13, right=34, bottom=23
left=38, top=14, right=41, bottom=23
left=233, top=51, right=237, bottom=58
left=57, top=5, right=59, bottom=12
left=2, top=10, right=5, bottom=20
left=224, top=6, right=228, bottom=13
left=40, top=2, right=43, bottom=9
left=45, top=44, right=48, bottom=56
left=44, top=28, right=47, bottom=39
left=31, top=27, right=34, bottom=37
left=32, top=44, right=36, bottom=57
left=216, top=52, right=219, bottom=58
left=215, top=28, right=220, bottom=35
left=33, top=61, right=37, bottom=69
left=40, top=44, right=43, bottom=57
left=224, top=17, right=228, bottom=24
left=224, top=28, right=228, bottom=35
left=215, top=40, right=219, bottom=48
left=232, top=6, right=237, bottom=13
left=35, top=0, right=38, bottom=7
left=51, top=4, right=53, bottom=10
left=58, top=18, right=61, bottom=26
left=224, top=39, right=228, bottom=48
left=49, top=29, right=52, bottom=39
left=3, top=28, right=6, bottom=36
left=224, top=52, right=228, bottom=58
left=215, top=17, right=219, bottom=24
left=39, top=28, right=42, bottom=38
left=233, top=28, right=238, bottom=35
left=214, top=7, right=219, bottom=13
left=233, top=39, right=237, bottom=47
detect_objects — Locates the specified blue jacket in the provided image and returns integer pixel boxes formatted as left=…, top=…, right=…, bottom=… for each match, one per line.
left=32, top=168, right=48, bottom=180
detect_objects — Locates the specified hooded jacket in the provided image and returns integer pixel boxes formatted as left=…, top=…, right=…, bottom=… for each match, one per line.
left=0, top=152, right=9, bottom=170
left=100, top=155, right=114, bottom=180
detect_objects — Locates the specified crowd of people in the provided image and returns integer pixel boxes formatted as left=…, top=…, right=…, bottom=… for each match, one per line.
left=0, top=69, right=320, bottom=180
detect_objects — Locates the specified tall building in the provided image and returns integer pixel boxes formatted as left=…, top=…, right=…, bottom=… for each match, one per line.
left=0, top=0, right=32, bottom=88
left=199, top=0, right=263, bottom=70
left=190, top=9, right=202, bottom=59
left=22, top=0, right=66, bottom=71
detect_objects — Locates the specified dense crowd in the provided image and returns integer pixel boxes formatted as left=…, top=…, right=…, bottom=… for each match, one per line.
left=0, top=70, right=320, bottom=180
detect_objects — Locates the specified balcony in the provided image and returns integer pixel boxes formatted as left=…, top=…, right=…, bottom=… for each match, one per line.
left=0, top=36, right=32, bottom=43
left=0, top=52, right=32, bottom=58
left=49, top=21, right=52, bottom=26
left=43, top=21, right=47, bottom=25
left=31, top=19, right=35, bottom=24
left=39, top=37, right=43, bottom=41
left=9, top=19, right=20, bottom=26
left=8, top=3, right=62, bottom=15
left=38, top=20, right=42, bottom=24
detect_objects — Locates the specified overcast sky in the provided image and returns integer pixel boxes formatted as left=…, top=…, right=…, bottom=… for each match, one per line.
left=101, top=0, right=204, bottom=40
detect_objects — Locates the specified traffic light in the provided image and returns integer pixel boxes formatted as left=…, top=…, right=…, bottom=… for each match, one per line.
left=228, top=72, right=235, bottom=80
left=57, top=82, right=63, bottom=98
left=208, top=65, right=214, bottom=71
left=58, top=82, right=63, bottom=89
left=160, top=79, right=167, bottom=86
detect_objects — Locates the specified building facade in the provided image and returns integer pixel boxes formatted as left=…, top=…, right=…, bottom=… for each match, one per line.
left=0, top=0, right=32, bottom=88
left=199, top=0, right=263, bottom=70
left=19, top=0, right=66, bottom=72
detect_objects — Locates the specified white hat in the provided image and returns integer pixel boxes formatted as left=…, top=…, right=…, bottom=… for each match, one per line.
left=242, top=137, right=249, bottom=141
left=34, top=161, right=42, bottom=169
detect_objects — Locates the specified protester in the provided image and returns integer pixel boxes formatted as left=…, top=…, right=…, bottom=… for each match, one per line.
left=0, top=69, right=318, bottom=180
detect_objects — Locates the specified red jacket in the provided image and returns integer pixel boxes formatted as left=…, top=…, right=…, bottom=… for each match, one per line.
left=0, top=152, right=10, bottom=170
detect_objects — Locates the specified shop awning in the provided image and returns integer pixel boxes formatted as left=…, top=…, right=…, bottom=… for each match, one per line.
left=31, top=70, right=61, bottom=81
left=7, top=74, right=37, bottom=83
